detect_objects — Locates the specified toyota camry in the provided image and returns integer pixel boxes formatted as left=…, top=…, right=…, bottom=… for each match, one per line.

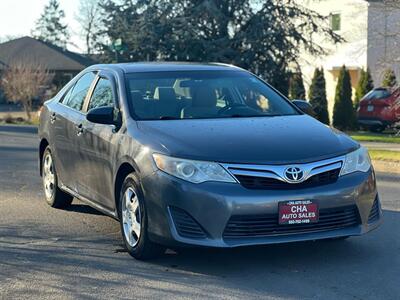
left=39, top=62, right=382, bottom=259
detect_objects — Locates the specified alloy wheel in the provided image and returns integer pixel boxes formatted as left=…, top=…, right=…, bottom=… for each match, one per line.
left=43, top=152, right=55, bottom=199
left=122, top=187, right=142, bottom=247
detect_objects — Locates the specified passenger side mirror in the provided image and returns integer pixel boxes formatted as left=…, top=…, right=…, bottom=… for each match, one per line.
left=86, top=106, right=117, bottom=125
left=292, top=100, right=316, bottom=116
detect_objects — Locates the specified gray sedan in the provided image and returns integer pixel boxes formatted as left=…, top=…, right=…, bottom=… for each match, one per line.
left=39, top=62, right=381, bottom=259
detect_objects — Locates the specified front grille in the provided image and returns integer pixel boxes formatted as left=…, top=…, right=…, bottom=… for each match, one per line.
left=223, top=205, right=360, bottom=239
left=235, top=168, right=340, bottom=190
left=368, top=197, right=380, bottom=224
left=169, top=207, right=207, bottom=239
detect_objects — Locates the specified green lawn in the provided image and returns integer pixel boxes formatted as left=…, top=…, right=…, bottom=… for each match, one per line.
left=369, top=150, right=400, bottom=162
left=348, top=131, right=400, bottom=144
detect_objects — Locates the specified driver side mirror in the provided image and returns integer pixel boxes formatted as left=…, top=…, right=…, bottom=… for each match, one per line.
left=292, top=100, right=316, bottom=116
left=86, top=106, right=119, bottom=125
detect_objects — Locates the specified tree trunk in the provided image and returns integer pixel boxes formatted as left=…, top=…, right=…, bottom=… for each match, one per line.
left=23, top=102, right=32, bottom=121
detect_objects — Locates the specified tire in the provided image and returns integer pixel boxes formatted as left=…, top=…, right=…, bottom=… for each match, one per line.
left=370, top=125, right=385, bottom=133
left=42, top=147, right=73, bottom=208
left=118, top=173, right=165, bottom=260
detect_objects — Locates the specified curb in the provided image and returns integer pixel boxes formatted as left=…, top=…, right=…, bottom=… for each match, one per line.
left=0, top=124, right=38, bottom=134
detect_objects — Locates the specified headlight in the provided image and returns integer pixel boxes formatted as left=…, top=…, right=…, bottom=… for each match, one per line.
left=152, top=153, right=236, bottom=184
left=340, top=147, right=371, bottom=176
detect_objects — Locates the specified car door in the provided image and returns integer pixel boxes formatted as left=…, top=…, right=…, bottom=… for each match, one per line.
left=52, top=71, right=97, bottom=193
left=75, top=72, right=121, bottom=209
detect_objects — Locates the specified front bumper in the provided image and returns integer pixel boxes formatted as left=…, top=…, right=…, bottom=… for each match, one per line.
left=358, top=117, right=393, bottom=127
left=142, top=168, right=381, bottom=248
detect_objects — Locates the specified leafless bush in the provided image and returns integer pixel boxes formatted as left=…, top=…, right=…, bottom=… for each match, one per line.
left=0, top=62, right=54, bottom=120
left=3, top=113, right=13, bottom=124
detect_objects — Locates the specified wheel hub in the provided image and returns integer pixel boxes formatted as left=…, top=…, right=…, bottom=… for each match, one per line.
left=122, top=187, right=141, bottom=247
left=43, top=153, right=55, bottom=199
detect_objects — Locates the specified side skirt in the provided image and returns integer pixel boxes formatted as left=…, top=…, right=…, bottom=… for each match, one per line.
left=60, top=185, right=118, bottom=220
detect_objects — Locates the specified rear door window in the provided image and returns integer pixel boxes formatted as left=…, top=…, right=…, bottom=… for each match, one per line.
left=63, top=72, right=96, bottom=111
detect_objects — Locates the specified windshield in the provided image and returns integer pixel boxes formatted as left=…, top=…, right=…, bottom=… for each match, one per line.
left=363, top=89, right=391, bottom=100
left=125, top=70, right=299, bottom=120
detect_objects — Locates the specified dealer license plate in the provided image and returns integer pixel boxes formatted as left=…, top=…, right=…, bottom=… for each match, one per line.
left=279, top=200, right=319, bottom=225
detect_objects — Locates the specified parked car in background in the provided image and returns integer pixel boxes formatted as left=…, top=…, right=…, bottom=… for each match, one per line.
left=357, top=87, right=400, bottom=132
left=39, top=62, right=381, bottom=260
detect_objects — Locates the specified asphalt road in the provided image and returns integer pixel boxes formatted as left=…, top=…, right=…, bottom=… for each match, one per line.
left=0, top=125, right=399, bottom=300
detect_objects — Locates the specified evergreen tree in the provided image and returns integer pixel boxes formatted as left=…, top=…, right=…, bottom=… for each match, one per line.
left=354, top=69, right=366, bottom=107
left=382, top=69, right=397, bottom=88
left=333, top=66, right=356, bottom=130
left=99, top=0, right=343, bottom=83
left=355, top=68, right=374, bottom=108
left=289, top=71, right=306, bottom=100
left=365, top=68, right=374, bottom=91
left=309, top=68, right=329, bottom=124
left=270, top=65, right=290, bottom=97
left=32, top=0, right=69, bottom=48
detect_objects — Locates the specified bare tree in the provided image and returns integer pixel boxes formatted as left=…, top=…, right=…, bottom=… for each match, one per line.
left=0, top=63, right=54, bottom=120
left=366, top=0, right=400, bottom=86
left=75, top=0, right=102, bottom=55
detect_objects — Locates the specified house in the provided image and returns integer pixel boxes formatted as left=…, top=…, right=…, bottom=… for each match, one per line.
left=0, top=36, right=95, bottom=97
left=296, top=0, right=400, bottom=118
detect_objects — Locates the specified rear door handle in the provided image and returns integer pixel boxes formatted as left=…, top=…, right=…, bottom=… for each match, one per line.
left=76, top=124, right=84, bottom=136
left=50, top=113, right=56, bottom=124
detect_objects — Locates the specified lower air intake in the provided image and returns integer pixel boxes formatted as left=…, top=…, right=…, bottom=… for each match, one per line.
left=169, top=207, right=207, bottom=239
left=223, top=205, right=361, bottom=239
left=368, top=197, right=380, bottom=224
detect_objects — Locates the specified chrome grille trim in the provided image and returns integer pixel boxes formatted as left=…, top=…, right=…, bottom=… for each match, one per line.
left=222, top=156, right=345, bottom=184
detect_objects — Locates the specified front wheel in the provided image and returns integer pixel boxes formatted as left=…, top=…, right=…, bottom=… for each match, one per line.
left=42, top=147, right=73, bottom=208
left=118, top=174, right=165, bottom=260
left=370, top=125, right=386, bottom=133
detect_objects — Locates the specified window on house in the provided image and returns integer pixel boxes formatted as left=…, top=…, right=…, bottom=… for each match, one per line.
left=330, top=13, right=341, bottom=31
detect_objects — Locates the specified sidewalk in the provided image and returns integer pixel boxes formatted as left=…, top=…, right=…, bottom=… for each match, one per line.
left=361, top=141, right=400, bottom=152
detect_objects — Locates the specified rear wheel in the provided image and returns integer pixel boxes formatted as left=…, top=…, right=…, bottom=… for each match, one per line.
left=42, top=147, right=73, bottom=208
left=118, top=174, right=165, bottom=260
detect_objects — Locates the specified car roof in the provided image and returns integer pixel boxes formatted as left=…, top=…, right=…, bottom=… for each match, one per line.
left=89, top=62, right=244, bottom=73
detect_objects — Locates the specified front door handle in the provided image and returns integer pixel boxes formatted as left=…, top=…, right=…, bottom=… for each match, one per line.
left=50, top=113, right=56, bottom=124
left=76, top=124, right=84, bottom=136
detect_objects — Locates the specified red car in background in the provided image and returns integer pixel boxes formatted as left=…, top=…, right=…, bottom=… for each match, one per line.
left=358, top=87, right=400, bottom=132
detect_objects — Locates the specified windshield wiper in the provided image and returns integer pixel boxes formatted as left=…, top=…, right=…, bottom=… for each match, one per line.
left=159, top=116, right=180, bottom=120
left=227, top=114, right=282, bottom=118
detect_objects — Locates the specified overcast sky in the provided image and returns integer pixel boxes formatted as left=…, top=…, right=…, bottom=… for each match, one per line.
left=0, top=0, right=84, bottom=52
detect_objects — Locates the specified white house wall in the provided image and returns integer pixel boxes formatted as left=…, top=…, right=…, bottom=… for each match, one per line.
left=296, top=0, right=369, bottom=119
left=367, top=1, right=400, bottom=86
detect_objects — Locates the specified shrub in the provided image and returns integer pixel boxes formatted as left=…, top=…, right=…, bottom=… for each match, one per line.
left=333, top=66, right=356, bottom=130
left=308, top=68, right=329, bottom=124
left=355, top=68, right=374, bottom=108
left=382, top=69, right=397, bottom=88
left=289, top=71, right=306, bottom=100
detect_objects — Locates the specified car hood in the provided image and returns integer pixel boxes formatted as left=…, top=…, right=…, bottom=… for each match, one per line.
left=136, top=115, right=359, bottom=164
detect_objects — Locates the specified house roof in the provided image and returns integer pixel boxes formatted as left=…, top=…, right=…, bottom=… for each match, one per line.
left=0, top=36, right=95, bottom=71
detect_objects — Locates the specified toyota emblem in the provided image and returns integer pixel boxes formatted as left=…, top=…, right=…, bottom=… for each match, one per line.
left=284, top=166, right=304, bottom=183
